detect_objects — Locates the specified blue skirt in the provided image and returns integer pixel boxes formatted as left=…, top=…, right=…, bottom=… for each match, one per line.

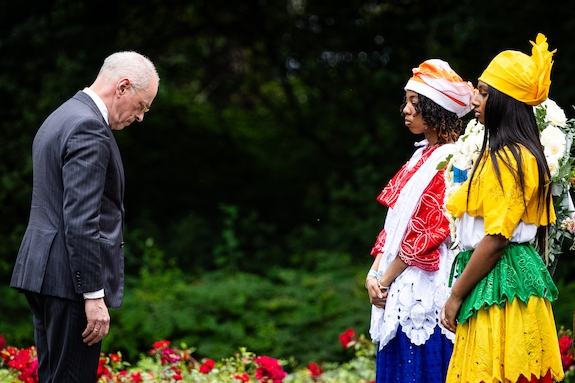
left=376, top=326, right=453, bottom=383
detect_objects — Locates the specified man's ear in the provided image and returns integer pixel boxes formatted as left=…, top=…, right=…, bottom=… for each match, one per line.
left=116, top=78, right=131, bottom=96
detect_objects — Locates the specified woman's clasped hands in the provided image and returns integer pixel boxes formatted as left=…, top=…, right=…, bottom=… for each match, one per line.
left=366, top=273, right=389, bottom=309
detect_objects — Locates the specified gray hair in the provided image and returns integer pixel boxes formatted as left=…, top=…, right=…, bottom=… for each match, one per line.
left=97, top=51, right=159, bottom=90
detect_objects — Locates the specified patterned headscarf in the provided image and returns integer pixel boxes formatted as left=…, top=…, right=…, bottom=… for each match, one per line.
left=479, top=33, right=556, bottom=106
left=404, top=59, right=475, bottom=118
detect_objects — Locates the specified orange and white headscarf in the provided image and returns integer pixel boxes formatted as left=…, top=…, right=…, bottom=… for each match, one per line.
left=479, top=33, right=555, bottom=106
left=404, top=59, right=475, bottom=117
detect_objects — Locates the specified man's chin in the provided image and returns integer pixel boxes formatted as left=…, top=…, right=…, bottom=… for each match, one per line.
left=110, top=123, right=129, bottom=131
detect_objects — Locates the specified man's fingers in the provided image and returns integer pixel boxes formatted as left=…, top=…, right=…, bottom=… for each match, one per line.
left=83, top=324, right=108, bottom=345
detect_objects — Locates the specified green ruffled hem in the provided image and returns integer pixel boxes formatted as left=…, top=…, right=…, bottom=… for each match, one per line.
left=451, top=243, right=559, bottom=324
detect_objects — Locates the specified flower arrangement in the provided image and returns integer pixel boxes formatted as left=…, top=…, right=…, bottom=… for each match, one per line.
left=443, top=99, right=575, bottom=271
left=535, top=100, right=575, bottom=271
left=0, top=330, right=376, bottom=383
left=443, top=117, right=485, bottom=249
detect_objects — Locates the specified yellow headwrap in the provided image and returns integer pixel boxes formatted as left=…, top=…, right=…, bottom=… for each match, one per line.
left=478, top=33, right=556, bottom=106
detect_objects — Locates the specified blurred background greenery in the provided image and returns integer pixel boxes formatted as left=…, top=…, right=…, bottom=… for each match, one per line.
left=1, top=0, right=574, bottom=366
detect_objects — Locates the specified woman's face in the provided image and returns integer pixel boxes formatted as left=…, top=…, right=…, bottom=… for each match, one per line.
left=473, top=81, right=489, bottom=124
left=402, top=90, right=426, bottom=135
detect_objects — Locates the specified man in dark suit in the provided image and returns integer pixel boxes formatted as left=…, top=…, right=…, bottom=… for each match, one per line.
left=10, top=51, right=160, bottom=383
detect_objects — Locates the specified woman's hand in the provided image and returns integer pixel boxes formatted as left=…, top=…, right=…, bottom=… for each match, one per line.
left=440, top=294, right=463, bottom=333
left=366, top=278, right=388, bottom=309
left=440, top=234, right=509, bottom=333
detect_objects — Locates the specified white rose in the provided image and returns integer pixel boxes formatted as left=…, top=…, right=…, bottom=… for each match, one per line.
left=460, top=140, right=473, bottom=157
left=540, top=99, right=567, bottom=127
left=540, top=125, right=566, bottom=148
left=453, top=142, right=474, bottom=168
left=464, top=119, right=477, bottom=135
left=453, top=137, right=466, bottom=152
left=452, top=153, right=471, bottom=170
left=546, top=156, right=560, bottom=178
left=471, top=121, right=484, bottom=134
left=469, top=130, right=484, bottom=152
left=444, top=167, right=454, bottom=183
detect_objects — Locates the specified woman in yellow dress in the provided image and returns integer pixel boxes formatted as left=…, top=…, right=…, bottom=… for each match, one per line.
left=440, top=33, right=565, bottom=383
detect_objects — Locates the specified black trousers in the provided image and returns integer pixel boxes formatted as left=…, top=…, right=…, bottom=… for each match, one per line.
left=25, top=292, right=101, bottom=383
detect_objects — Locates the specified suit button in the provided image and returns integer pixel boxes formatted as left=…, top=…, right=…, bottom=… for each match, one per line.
left=120, top=242, right=125, bottom=248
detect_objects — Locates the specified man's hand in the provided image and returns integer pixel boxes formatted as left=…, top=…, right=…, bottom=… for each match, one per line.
left=82, top=298, right=110, bottom=346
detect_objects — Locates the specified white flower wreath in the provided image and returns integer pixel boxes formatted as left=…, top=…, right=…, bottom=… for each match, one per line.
left=443, top=99, right=575, bottom=271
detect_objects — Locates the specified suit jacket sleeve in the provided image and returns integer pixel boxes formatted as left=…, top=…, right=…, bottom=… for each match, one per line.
left=62, top=119, right=111, bottom=294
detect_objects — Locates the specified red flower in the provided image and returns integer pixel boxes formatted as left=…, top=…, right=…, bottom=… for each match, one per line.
left=254, top=355, right=286, bottom=383
left=130, top=372, right=143, bottom=383
left=149, top=340, right=172, bottom=356
left=562, top=352, right=574, bottom=371
left=339, top=328, right=356, bottom=348
left=172, top=367, right=183, bottom=381
left=0, top=335, right=5, bottom=351
left=559, top=336, right=572, bottom=354
left=159, top=347, right=181, bottom=365
left=558, top=335, right=575, bottom=371
left=199, top=358, right=215, bottom=374
left=97, top=355, right=112, bottom=379
left=307, top=362, right=322, bottom=377
left=2, top=346, right=38, bottom=383
left=152, top=340, right=171, bottom=350
left=110, top=353, right=121, bottom=363
left=234, top=372, right=251, bottom=381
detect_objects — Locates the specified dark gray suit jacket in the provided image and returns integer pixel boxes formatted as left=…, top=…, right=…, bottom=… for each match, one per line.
left=11, top=91, right=125, bottom=308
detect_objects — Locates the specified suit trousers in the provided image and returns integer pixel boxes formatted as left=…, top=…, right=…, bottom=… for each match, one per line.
left=25, top=292, right=101, bottom=383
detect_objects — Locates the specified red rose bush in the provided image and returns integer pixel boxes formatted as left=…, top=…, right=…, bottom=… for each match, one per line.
left=2, top=326, right=573, bottom=383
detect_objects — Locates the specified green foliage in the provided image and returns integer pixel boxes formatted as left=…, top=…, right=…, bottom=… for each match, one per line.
left=104, top=245, right=369, bottom=364
left=4, top=0, right=575, bottom=280
left=553, top=279, right=575, bottom=332
left=0, top=288, right=32, bottom=350
left=2, top=0, right=575, bottom=371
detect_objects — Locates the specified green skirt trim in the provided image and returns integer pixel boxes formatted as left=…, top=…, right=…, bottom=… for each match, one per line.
left=451, top=242, right=559, bottom=324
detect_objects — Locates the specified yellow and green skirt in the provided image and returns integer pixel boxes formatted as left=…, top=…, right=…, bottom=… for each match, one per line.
left=447, top=243, right=564, bottom=383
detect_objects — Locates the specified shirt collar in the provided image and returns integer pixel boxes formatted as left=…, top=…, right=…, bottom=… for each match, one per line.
left=82, top=87, right=109, bottom=125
